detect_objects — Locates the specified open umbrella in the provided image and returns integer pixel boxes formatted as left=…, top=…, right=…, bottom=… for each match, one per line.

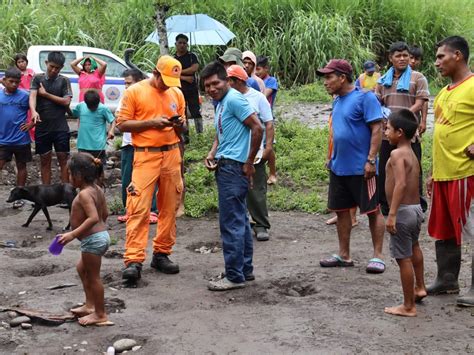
left=146, top=13, right=236, bottom=46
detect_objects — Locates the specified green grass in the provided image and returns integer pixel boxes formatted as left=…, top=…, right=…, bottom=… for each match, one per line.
left=112, top=137, right=123, bottom=151
left=183, top=119, right=435, bottom=218
left=107, top=196, right=123, bottom=216
left=279, top=81, right=332, bottom=104
left=183, top=120, right=331, bottom=217
left=428, top=83, right=445, bottom=97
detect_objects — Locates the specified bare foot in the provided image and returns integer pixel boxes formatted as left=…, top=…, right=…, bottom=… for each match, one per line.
left=384, top=304, right=417, bottom=317
left=78, top=312, right=108, bottom=326
left=176, top=203, right=185, bottom=218
left=267, top=175, right=277, bottom=185
left=415, top=288, right=427, bottom=303
left=351, top=220, right=359, bottom=228
left=70, top=305, right=94, bottom=317
left=326, top=216, right=338, bottom=225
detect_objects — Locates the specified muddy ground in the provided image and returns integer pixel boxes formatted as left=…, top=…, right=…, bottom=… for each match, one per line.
left=0, top=99, right=473, bottom=354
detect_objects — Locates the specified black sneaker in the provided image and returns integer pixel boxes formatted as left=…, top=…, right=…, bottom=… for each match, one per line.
left=151, top=253, right=180, bottom=274
left=122, top=262, right=142, bottom=281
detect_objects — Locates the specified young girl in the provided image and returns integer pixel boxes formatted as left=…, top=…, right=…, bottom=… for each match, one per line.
left=14, top=53, right=35, bottom=142
left=70, top=56, right=107, bottom=103
left=58, top=153, right=110, bottom=326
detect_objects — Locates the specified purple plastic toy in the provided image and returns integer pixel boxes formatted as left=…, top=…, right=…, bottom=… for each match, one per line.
left=48, top=235, right=64, bottom=255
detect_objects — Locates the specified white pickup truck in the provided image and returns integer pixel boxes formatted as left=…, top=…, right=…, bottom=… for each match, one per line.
left=1, top=45, right=136, bottom=112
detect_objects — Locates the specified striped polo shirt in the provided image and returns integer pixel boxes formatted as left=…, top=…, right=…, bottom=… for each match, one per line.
left=375, top=70, right=429, bottom=140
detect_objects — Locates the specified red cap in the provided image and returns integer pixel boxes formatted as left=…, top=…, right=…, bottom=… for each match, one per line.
left=317, top=59, right=353, bottom=76
left=226, top=64, right=248, bottom=82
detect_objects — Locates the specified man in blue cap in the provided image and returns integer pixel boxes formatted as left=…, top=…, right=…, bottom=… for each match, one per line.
left=355, top=60, right=380, bottom=91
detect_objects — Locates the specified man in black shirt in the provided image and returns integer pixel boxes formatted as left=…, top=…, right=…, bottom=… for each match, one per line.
left=30, top=51, right=72, bottom=184
left=174, top=34, right=202, bottom=134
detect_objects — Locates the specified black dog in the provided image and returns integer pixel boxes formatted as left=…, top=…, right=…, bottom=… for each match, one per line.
left=6, top=183, right=77, bottom=231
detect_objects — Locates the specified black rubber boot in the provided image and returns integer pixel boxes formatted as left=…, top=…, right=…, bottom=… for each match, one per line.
left=427, top=239, right=461, bottom=295
left=122, top=262, right=142, bottom=281
left=151, top=253, right=180, bottom=274
left=456, top=253, right=474, bottom=307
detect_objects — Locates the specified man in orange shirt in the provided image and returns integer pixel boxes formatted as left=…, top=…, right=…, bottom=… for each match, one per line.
left=117, top=55, right=186, bottom=282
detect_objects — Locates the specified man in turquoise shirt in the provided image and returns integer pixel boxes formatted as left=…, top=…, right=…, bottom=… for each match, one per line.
left=202, top=61, right=263, bottom=291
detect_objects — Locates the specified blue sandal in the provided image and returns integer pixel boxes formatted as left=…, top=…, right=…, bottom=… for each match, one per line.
left=366, top=258, right=385, bottom=274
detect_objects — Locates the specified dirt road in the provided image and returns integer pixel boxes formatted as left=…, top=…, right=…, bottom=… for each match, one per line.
left=0, top=97, right=472, bottom=354
left=0, top=183, right=472, bottom=354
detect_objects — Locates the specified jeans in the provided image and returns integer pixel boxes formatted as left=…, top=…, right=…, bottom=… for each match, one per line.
left=121, top=144, right=157, bottom=212
left=216, top=161, right=253, bottom=283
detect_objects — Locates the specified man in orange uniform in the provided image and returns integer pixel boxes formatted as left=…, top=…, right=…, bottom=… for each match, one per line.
left=117, top=55, right=186, bottom=282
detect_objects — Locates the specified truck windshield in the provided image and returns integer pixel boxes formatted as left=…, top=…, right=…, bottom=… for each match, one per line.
left=39, top=51, right=76, bottom=74
left=84, top=53, right=128, bottom=78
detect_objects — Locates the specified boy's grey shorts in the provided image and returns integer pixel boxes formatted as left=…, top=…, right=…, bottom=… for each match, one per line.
left=389, top=204, right=423, bottom=259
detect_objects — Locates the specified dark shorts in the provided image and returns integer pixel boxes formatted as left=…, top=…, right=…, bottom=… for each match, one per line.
left=78, top=149, right=107, bottom=166
left=35, top=131, right=70, bottom=155
left=0, top=144, right=32, bottom=163
left=328, top=171, right=379, bottom=214
left=390, top=204, right=423, bottom=259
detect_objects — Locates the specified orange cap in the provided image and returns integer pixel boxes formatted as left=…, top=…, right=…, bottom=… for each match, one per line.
left=156, top=55, right=182, bottom=87
left=226, top=64, right=248, bottom=82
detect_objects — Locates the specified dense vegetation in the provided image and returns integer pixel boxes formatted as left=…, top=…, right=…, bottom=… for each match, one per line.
left=0, top=0, right=472, bottom=86
left=0, top=0, right=454, bottom=216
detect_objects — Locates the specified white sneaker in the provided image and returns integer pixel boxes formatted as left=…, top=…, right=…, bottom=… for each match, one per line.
left=208, top=276, right=245, bottom=291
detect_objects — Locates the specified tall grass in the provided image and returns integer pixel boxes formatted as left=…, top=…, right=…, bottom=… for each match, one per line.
left=0, top=0, right=472, bottom=87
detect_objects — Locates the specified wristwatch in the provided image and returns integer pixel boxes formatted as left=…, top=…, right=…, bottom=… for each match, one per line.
left=367, top=158, right=376, bottom=165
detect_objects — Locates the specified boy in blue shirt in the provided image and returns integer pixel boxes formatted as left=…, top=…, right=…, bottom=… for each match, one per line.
left=0, top=67, right=33, bottom=208
left=72, top=90, right=115, bottom=187
left=256, top=55, right=279, bottom=185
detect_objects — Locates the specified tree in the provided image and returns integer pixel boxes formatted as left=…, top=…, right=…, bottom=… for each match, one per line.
left=154, top=1, right=170, bottom=55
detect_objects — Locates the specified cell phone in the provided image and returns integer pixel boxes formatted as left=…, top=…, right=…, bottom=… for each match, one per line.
left=170, top=115, right=181, bottom=123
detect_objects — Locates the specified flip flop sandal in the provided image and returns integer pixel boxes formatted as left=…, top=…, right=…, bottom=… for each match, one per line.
left=79, top=320, right=115, bottom=327
left=320, top=254, right=354, bottom=267
left=149, top=212, right=158, bottom=224
left=366, top=258, right=386, bottom=274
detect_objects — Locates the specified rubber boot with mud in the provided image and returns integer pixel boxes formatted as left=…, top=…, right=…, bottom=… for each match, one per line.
left=427, top=239, right=461, bottom=295
left=122, top=262, right=142, bottom=281
left=456, top=253, right=474, bottom=307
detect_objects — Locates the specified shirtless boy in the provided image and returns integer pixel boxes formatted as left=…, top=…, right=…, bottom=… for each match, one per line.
left=58, top=152, right=111, bottom=326
left=384, top=109, right=426, bottom=317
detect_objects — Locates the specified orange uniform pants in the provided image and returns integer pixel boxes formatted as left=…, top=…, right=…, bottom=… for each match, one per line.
left=124, top=147, right=182, bottom=265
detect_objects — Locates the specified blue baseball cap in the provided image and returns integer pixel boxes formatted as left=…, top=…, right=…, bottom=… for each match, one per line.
left=363, top=61, right=376, bottom=72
